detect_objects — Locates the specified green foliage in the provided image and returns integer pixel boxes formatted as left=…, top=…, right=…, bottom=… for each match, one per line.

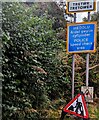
left=2, top=2, right=71, bottom=119
left=3, top=2, right=99, bottom=120
left=94, top=107, right=99, bottom=119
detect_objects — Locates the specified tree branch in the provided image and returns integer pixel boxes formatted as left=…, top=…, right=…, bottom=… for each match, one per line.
left=89, top=64, right=99, bottom=70
left=81, top=64, right=99, bottom=76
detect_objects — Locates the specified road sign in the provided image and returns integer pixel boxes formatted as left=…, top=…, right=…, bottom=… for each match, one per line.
left=81, top=86, right=94, bottom=102
left=67, top=0, right=96, bottom=13
left=63, top=93, right=89, bottom=119
left=66, top=21, right=97, bottom=53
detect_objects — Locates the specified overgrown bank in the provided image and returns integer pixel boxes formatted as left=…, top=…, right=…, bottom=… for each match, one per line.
left=2, top=2, right=99, bottom=119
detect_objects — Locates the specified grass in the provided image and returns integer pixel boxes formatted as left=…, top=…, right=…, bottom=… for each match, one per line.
left=88, top=102, right=99, bottom=119
left=39, top=98, right=99, bottom=120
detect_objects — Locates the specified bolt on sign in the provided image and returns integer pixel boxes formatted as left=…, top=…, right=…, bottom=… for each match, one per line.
left=81, top=86, right=94, bottom=102
left=66, top=0, right=96, bottom=13
left=66, top=21, right=97, bottom=54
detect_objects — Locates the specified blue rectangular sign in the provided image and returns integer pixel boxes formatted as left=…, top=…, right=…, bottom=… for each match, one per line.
left=67, top=22, right=97, bottom=53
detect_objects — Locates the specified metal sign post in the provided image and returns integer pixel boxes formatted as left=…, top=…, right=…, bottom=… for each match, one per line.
left=65, top=1, right=97, bottom=119
left=72, top=54, right=75, bottom=99
left=86, top=12, right=90, bottom=87
left=66, top=0, right=97, bottom=100
left=72, top=13, right=76, bottom=99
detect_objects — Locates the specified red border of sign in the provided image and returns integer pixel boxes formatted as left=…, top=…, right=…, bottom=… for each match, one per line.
left=63, top=94, right=89, bottom=119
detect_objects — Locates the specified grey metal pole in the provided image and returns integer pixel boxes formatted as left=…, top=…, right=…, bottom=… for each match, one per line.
left=86, top=53, right=89, bottom=87
left=86, top=12, right=90, bottom=87
left=72, top=13, right=76, bottom=99
left=0, top=2, right=2, bottom=120
left=85, top=12, right=90, bottom=110
left=72, top=55, right=75, bottom=99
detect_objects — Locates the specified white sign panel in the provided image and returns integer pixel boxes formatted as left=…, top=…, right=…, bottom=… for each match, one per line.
left=67, top=0, right=96, bottom=13
left=81, top=86, right=94, bottom=102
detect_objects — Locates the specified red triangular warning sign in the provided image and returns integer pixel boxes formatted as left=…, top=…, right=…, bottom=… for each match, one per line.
left=63, top=93, right=89, bottom=119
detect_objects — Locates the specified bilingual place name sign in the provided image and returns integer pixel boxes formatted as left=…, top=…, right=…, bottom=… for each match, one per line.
left=67, top=22, right=97, bottom=54
left=67, top=0, right=96, bottom=13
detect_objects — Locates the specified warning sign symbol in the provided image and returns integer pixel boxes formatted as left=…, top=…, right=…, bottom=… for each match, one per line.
left=63, top=93, right=89, bottom=119
left=81, top=86, right=94, bottom=102
left=68, top=98, right=84, bottom=116
left=85, top=89, right=92, bottom=98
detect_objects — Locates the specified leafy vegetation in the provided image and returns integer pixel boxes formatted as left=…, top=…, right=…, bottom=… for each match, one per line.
left=2, top=2, right=70, bottom=119
left=2, top=2, right=99, bottom=120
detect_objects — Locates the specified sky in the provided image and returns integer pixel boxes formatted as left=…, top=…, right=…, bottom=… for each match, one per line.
left=77, top=13, right=88, bottom=22
left=72, top=0, right=99, bottom=22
